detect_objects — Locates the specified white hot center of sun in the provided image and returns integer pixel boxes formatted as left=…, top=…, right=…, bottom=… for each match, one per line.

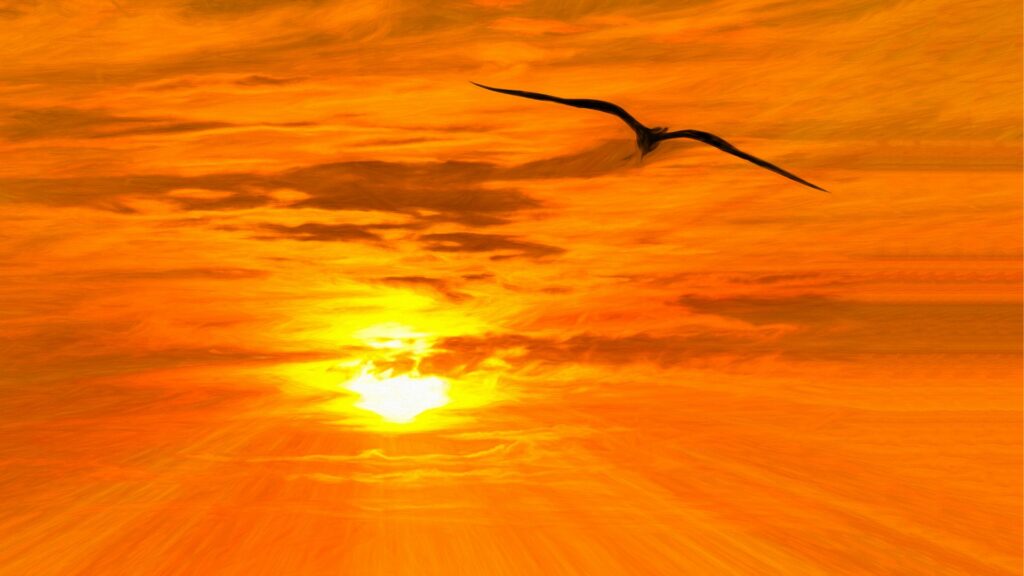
left=345, top=364, right=449, bottom=423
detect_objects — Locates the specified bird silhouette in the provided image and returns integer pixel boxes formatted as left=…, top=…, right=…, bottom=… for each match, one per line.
left=472, top=82, right=827, bottom=192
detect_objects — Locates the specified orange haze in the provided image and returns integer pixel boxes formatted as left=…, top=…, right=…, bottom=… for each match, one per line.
left=0, top=0, right=1021, bottom=574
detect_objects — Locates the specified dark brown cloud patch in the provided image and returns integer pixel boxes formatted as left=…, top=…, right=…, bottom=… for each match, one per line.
left=170, top=192, right=269, bottom=212
left=0, top=142, right=645, bottom=226
left=182, top=0, right=322, bottom=16
left=0, top=160, right=541, bottom=226
left=462, top=273, right=494, bottom=281
left=256, top=222, right=383, bottom=242
left=286, top=161, right=538, bottom=226
left=0, top=142, right=659, bottom=234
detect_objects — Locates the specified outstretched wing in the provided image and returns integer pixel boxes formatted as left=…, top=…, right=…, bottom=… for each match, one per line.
left=472, top=82, right=646, bottom=133
left=660, top=129, right=828, bottom=192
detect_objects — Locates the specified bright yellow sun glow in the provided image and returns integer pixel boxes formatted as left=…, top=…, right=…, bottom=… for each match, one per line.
left=345, top=362, right=449, bottom=423
left=309, top=323, right=506, bottom=430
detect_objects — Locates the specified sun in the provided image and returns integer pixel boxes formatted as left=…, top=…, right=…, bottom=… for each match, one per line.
left=320, top=322, right=503, bottom=429
left=344, top=362, right=449, bottom=423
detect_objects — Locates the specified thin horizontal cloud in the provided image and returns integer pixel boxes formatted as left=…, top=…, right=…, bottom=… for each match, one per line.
left=419, top=232, right=564, bottom=260
left=379, top=276, right=470, bottom=302
left=0, top=174, right=277, bottom=215
left=57, top=267, right=271, bottom=281
left=255, top=222, right=383, bottom=242
left=461, top=272, right=494, bottom=281
left=188, top=442, right=522, bottom=465
left=180, top=0, right=324, bottom=17
left=235, top=74, right=303, bottom=86
left=173, top=192, right=270, bottom=211
left=422, top=330, right=766, bottom=374
left=675, top=293, right=1023, bottom=355
left=676, top=293, right=840, bottom=325
left=2, top=29, right=342, bottom=86
left=293, top=467, right=530, bottom=485
left=0, top=174, right=259, bottom=210
left=753, top=0, right=899, bottom=26
left=731, top=272, right=833, bottom=285
left=424, top=293, right=1022, bottom=372
left=491, top=0, right=716, bottom=21
left=1, top=333, right=343, bottom=382
left=0, top=107, right=233, bottom=141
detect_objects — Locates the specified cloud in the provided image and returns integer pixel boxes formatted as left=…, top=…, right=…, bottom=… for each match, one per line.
left=63, top=267, right=271, bottom=281
left=753, top=0, right=899, bottom=27
left=0, top=0, right=37, bottom=18
left=676, top=293, right=840, bottom=326
left=461, top=272, right=494, bottom=281
left=0, top=107, right=233, bottom=141
left=423, top=331, right=761, bottom=373
left=282, top=160, right=543, bottom=225
left=379, top=276, right=470, bottom=302
left=419, top=232, right=564, bottom=260
left=171, top=192, right=270, bottom=211
left=180, top=0, right=323, bottom=16
left=188, top=442, right=522, bottom=464
left=1, top=142, right=635, bottom=224
left=234, top=74, right=302, bottom=86
left=187, top=436, right=559, bottom=488
left=487, top=0, right=714, bottom=21
left=3, top=29, right=342, bottom=86
left=675, top=293, right=1023, bottom=356
left=0, top=173, right=272, bottom=214
left=255, top=222, right=383, bottom=242
left=0, top=160, right=540, bottom=223
left=730, top=272, right=835, bottom=285
left=502, top=139, right=637, bottom=179
left=290, top=467, right=532, bottom=485
left=421, top=293, right=1022, bottom=373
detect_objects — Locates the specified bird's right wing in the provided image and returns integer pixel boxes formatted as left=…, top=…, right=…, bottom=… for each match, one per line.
left=472, top=82, right=646, bottom=132
left=660, top=129, right=828, bottom=192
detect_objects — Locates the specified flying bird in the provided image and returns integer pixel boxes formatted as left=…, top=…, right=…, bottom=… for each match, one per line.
left=472, top=82, right=827, bottom=192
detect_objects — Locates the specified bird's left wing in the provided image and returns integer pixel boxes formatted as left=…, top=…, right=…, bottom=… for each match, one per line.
left=659, top=129, right=828, bottom=192
left=472, top=82, right=646, bottom=132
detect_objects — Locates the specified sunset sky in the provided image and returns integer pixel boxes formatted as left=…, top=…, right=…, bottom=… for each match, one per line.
left=1, top=0, right=1021, bottom=574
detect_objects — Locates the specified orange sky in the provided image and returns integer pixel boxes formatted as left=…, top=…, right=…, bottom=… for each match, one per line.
left=1, top=0, right=1021, bottom=574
